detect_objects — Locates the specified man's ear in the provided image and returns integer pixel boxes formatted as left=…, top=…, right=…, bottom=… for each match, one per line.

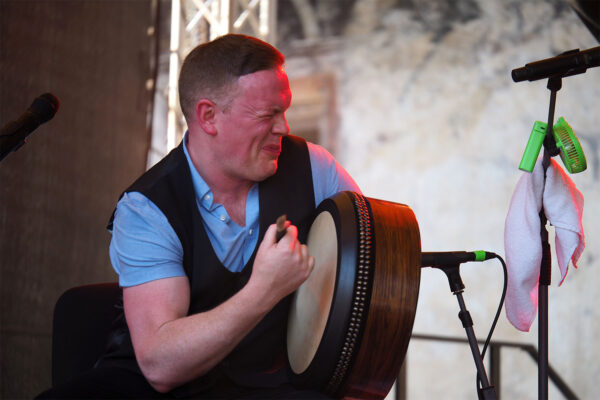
left=195, top=99, right=218, bottom=136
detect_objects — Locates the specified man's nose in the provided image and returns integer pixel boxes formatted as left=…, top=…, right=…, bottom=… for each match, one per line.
left=273, top=113, right=289, bottom=136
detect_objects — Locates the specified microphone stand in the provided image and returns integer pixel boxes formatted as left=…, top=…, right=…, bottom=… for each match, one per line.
left=512, top=47, right=596, bottom=398
left=537, top=75, right=562, bottom=400
left=437, top=263, right=497, bottom=400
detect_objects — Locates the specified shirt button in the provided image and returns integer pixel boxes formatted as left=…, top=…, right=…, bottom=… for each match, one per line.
left=219, top=214, right=226, bottom=222
left=248, top=229, right=253, bottom=235
left=204, top=194, right=210, bottom=201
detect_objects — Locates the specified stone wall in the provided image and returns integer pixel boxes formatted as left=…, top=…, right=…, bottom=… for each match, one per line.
left=282, top=0, right=599, bottom=398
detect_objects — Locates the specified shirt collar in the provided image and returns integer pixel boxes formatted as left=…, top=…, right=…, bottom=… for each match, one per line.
left=182, top=131, right=215, bottom=211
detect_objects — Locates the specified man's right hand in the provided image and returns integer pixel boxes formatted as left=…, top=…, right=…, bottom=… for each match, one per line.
left=249, top=221, right=315, bottom=308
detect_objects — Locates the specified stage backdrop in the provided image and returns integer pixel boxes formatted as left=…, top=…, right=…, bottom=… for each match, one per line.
left=0, top=1, right=153, bottom=398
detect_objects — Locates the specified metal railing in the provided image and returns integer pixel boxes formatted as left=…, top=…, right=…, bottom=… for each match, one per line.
left=395, top=334, right=579, bottom=400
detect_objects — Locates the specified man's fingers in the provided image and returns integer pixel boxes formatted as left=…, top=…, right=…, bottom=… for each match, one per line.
left=262, top=223, right=278, bottom=244
left=299, top=244, right=315, bottom=277
left=278, top=224, right=298, bottom=247
left=300, top=243, right=309, bottom=259
left=307, top=255, right=315, bottom=273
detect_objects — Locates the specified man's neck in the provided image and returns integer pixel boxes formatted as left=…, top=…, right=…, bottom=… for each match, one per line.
left=187, top=132, right=252, bottom=226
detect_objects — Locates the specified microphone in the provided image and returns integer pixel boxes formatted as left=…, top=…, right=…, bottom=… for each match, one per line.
left=0, top=93, right=60, bottom=162
left=511, top=47, right=600, bottom=82
left=421, top=251, right=496, bottom=268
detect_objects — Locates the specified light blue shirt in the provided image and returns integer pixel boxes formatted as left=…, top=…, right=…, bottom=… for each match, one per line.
left=109, top=135, right=361, bottom=287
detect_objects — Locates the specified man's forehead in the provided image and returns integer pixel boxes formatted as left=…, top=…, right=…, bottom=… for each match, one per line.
left=235, top=68, right=291, bottom=104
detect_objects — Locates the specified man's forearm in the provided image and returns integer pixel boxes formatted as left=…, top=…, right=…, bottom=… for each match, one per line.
left=125, top=278, right=274, bottom=393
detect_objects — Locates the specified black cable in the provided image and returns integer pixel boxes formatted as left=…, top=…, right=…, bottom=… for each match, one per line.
left=476, top=253, right=508, bottom=399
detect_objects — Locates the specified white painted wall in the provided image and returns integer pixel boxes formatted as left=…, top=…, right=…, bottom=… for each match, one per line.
left=285, top=1, right=599, bottom=398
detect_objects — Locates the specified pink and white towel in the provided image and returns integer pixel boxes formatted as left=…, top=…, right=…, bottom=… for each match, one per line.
left=504, top=158, right=585, bottom=331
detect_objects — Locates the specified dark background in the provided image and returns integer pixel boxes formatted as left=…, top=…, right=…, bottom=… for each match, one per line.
left=1, top=1, right=153, bottom=397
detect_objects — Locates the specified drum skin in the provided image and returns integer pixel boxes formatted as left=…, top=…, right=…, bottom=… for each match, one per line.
left=287, top=191, right=421, bottom=399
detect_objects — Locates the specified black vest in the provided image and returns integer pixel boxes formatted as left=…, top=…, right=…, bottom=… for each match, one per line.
left=99, top=135, right=316, bottom=395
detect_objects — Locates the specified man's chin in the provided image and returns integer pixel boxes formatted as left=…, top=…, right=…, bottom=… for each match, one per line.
left=255, top=161, right=278, bottom=182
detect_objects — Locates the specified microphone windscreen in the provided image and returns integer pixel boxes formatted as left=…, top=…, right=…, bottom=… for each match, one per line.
left=30, top=93, right=59, bottom=123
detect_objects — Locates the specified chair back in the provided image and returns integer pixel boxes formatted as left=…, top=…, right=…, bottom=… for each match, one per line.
left=51, top=282, right=121, bottom=386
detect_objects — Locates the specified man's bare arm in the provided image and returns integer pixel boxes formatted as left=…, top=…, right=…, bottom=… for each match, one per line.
left=123, top=222, right=314, bottom=393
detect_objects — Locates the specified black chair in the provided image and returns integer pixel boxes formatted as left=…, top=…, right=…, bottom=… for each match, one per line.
left=51, top=282, right=121, bottom=386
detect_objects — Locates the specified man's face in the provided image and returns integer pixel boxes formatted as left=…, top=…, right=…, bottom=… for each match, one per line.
left=212, top=67, right=292, bottom=183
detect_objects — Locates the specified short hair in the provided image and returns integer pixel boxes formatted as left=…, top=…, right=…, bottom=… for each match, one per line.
left=178, top=34, right=285, bottom=121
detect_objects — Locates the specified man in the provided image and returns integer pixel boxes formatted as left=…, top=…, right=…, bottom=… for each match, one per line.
left=39, top=34, right=360, bottom=399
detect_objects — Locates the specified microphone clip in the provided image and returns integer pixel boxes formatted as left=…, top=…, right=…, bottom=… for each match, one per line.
left=421, top=251, right=495, bottom=293
left=437, top=263, right=465, bottom=294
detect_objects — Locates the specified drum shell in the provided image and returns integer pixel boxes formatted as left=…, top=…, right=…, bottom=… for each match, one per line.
left=340, top=196, right=421, bottom=399
left=287, top=191, right=421, bottom=399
